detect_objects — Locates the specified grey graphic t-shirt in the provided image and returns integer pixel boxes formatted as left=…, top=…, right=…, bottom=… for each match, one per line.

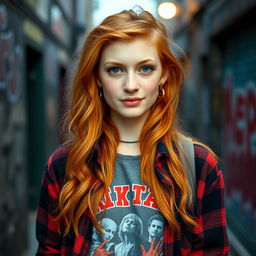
left=89, top=154, right=165, bottom=256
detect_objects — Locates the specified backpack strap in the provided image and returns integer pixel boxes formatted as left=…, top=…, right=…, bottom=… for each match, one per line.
left=177, top=134, right=197, bottom=214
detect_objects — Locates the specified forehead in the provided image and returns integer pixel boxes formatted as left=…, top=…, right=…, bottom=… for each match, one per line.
left=100, top=37, right=160, bottom=64
left=124, top=215, right=139, bottom=223
left=125, top=217, right=135, bottom=221
left=103, top=225, right=117, bottom=230
left=151, top=219, right=163, bottom=225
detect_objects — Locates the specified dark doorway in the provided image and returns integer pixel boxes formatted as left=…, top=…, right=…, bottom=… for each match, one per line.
left=26, top=45, right=45, bottom=210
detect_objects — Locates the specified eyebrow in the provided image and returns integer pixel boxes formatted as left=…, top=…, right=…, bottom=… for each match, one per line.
left=104, top=59, right=156, bottom=66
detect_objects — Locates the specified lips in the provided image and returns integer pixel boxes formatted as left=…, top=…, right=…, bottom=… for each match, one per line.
left=121, top=97, right=144, bottom=101
left=121, top=97, right=144, bottom=107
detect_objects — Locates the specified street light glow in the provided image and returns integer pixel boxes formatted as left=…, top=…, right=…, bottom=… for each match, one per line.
left=158, top=2, right=177, bottom=19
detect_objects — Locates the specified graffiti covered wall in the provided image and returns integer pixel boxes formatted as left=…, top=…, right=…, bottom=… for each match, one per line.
left=0, top=4, right=27, bottom=255
left=222, top=23, right=256, bottom=252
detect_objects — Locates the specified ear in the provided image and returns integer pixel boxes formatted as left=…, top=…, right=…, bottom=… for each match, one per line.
left=160, top=71, right=168, bottom=86
left=96, top=79, right=102, bottom=88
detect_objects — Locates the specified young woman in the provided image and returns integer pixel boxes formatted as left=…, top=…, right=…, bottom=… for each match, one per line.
left=36, top=8, right=229, bottom=256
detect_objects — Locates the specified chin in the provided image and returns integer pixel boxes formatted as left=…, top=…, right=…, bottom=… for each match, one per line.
left=120, top=111, right=150, bottom=119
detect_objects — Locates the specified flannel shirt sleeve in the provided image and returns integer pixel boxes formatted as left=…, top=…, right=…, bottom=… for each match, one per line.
left=191, top=145, right=230, bottom=256
left=36, top=154, right=62, bottom=255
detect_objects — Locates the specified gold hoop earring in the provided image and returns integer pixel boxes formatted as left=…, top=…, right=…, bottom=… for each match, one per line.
left=98, top=87, right=103, bottom=99
left=159, top=84, right=165, bottom=97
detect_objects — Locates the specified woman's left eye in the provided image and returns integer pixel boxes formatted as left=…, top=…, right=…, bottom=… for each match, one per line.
left=107, top=66, right=122, bottom=74
left=139, top=65, right=155, bottom=73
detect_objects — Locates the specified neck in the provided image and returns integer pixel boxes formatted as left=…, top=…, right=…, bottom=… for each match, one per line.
left=119, top=140, right=139, bottom=143
left=110, top=112, right=149, bottom=156
left=124, top=234, right=135, bottom=244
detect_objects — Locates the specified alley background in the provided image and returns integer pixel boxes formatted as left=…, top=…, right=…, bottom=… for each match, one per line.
left=0, top=0, right=255, bottom=255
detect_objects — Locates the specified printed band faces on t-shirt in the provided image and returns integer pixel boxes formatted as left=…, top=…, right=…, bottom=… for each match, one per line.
left=89, top=154, right=164, bottom=256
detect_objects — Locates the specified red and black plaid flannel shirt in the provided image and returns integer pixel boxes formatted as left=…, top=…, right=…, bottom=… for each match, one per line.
left=36, top=141, right=230, bottom=255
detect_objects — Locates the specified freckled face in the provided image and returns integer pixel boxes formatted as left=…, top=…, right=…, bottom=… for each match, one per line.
left=97, top=37, right=166, bottom=125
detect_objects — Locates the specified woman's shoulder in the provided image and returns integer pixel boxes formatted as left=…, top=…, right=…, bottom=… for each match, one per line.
left=193, top=142, right=218, bottom=168
left=193, top=141, right=221, bottom=182
left=45, top=142, right=71, bottom=181
left=48, top=142, right=71, bottom=164
left=178, top=133, right=219, bottom=170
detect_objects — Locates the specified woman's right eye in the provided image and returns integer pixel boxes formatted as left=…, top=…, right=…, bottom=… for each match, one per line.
left=107, top=66, right=122, bottom=75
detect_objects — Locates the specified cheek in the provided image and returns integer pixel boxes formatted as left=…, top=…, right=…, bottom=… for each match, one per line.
left=146, top=79, right=160, bottom=94
left=99, top=73, right=119, bottom=95
left=102, top=81, right=118, bottom=98
left=146, top=83, right=159, bottom=104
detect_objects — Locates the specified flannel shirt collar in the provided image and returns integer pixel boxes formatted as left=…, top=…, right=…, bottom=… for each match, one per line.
left=91, top=139, right=171, bottom=163
left=91, top=139, right=173, bottom=187
left=155, top=139, right=171, bottom=161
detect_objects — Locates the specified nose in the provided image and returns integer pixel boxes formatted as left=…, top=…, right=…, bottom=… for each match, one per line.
left=123, top=72, right=139, bottom=92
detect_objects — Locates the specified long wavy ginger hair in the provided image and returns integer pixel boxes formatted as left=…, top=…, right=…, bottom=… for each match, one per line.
left=56, top=9, right=198, bottom=236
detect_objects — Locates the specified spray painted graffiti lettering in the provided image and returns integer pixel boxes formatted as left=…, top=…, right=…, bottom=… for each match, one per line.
left=224, top=71, right=256, bottom=154
left=223, top=70, right=256, bottom=208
